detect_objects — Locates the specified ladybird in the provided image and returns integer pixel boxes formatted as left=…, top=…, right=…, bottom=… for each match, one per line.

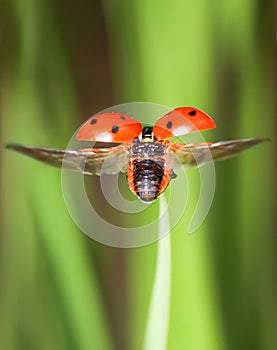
left=7, top=107, right=267, bottom=203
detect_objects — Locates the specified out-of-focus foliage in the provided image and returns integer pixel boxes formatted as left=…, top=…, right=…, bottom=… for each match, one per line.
left=1, top=1, right=113, bottom=349
left=1, top=0, right=276, bottom=350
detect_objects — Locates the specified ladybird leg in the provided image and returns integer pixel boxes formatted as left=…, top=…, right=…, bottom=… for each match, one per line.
left=171, top=171, right=177, bottom=179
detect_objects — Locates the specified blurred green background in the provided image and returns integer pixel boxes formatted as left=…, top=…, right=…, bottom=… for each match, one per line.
left=1, top=0, right=276, bottom=349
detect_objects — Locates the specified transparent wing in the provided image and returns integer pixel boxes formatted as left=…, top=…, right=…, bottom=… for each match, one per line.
left=168, top=138, right=268, bottom=168
left=6, top=144, right=128, bottom=175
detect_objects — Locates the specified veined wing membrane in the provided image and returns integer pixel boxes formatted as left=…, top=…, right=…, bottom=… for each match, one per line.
left=6, top=144, right=128, bottom=175
left=169, top=138, right=268, bottom=168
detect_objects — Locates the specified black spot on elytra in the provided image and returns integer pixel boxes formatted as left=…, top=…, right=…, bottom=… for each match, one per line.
left=166, top=121, right=173, bottom=129
left=120, top=115, right=126, bottom=120
left=112, top=125, right=119, bottom=133
left=188, top=110, right=197, bottom=116
left=90, top=118, right=97, bottom=125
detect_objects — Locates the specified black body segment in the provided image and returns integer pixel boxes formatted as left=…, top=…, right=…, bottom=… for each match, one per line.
left=127, top=141, right=172, bottom=202
left=131, top=159, right=165, bottom=202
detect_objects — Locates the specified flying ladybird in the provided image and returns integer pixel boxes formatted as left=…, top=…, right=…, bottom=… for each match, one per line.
left=7, top=107, right=266, bottom=202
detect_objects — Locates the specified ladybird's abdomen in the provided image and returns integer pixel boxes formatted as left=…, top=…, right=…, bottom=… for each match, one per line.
left=127, top=142, right=171, bottom=202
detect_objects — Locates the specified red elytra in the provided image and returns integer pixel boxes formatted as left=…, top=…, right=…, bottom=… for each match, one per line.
left=153, top=107, right=216, bottom=140
left=76, top=107, right=216, bottom=142
left=76, top=112, right=142, bottom=142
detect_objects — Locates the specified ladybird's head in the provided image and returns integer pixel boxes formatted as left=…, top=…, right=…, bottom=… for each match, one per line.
left=139, top=126, right=155, bottom=143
